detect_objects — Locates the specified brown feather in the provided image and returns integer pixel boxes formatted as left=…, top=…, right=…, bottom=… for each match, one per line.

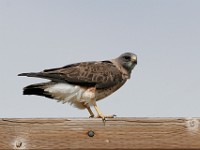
left=21, top=61, right=124, bottom=89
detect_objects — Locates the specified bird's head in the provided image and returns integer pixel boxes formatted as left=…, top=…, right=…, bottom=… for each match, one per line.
left=117, top=52, right=137, bottom=73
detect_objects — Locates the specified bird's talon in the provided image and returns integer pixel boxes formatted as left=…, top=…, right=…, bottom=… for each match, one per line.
left=112, top=114, right=117, bottom=118
left=102, top=117, right=106, bottom=122
left=89, top=115, right=94, bottom=118
left=104, top=114, right=116, bottom=118
left=97, top=114, right=106, bottom=119
left=96, top=114, right=116, bottom=119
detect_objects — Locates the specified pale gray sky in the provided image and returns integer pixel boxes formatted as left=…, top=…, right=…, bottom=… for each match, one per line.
left=0, top=0, right=200, bottom=118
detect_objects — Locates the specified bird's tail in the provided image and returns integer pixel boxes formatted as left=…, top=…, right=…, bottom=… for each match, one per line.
left=18, top=72, right=64, bottom=82
left=18, top=72, right=40, bottom=78
left=23, top=82, right=53, bottom=99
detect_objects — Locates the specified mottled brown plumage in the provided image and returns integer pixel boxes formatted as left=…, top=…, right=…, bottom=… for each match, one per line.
left=18, top=52, right=137, bottom=120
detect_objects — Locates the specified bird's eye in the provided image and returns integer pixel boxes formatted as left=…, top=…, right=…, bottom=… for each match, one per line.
left=123, top=56, right=131, bottom=60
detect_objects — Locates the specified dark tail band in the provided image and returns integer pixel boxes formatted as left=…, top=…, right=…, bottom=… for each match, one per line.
left=23, top=83, right=53, bottom=99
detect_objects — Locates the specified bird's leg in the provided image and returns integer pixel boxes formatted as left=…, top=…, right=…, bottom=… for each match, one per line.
left=91, top=99, right=105, bottom=120
left=91, top=99, right=115, bottom=121
left=86, top=107, right=95, bottom=118
left=83, top=103, right=95, bottom=118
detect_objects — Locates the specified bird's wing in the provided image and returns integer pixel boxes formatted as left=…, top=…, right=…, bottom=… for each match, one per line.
left=18, top=61, right=124, bottom=89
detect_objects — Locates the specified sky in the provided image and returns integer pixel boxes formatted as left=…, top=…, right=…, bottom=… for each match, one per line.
left=0, top=0, right=200, bottom=118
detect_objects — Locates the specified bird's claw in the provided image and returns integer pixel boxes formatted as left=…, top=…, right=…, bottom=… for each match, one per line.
left=89, top=115, right=94, bottom=118
left=97, top=114, right=105, bottom=119
left=112, top=114, right=117, bottom=118
left=97, top=114, right=116, bottom=120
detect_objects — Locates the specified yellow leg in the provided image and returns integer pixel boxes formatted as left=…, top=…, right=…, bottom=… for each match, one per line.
left=86, top=107, right=94, bottom=118
left=91, top=99, right=116, bottom=120
left=83, top=102, right=95, bottom=118
left=94, top=105, right=105, bottom=119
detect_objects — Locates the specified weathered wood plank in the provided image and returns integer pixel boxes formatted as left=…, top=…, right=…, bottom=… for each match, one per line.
left=0, top=118, right=200, bottom=149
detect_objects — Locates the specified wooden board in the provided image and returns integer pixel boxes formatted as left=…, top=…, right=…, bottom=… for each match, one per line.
left=0, top=118, right=200, bottom=149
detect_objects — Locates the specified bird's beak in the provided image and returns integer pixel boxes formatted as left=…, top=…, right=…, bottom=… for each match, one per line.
left=131, top=55, right=137, bottom=65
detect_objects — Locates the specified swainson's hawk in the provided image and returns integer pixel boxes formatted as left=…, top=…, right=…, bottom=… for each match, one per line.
left=18, top=52, right=137, bottom=120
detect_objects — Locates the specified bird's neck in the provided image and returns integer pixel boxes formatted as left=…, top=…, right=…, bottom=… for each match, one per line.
left=110, top=59, right=130, bottom=79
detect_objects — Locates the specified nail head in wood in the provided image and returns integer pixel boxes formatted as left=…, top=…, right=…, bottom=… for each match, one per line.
left=88, top=130, right=95, bottom=137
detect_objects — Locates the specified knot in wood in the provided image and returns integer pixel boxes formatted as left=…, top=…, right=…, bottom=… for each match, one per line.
left=16, top=141, right=22, bottom=148
left=186, top=118, right=200, bottom=133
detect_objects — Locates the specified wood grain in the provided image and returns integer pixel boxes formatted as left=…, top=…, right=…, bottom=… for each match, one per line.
left=0, top=118, right=200, bottom=149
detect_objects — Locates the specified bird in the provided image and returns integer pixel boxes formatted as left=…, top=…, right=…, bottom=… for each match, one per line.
left=18, top=52, right=137, bottom=120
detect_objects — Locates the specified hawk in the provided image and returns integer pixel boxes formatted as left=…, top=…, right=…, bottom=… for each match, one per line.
left=18, top=52, right=137, bottom=120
